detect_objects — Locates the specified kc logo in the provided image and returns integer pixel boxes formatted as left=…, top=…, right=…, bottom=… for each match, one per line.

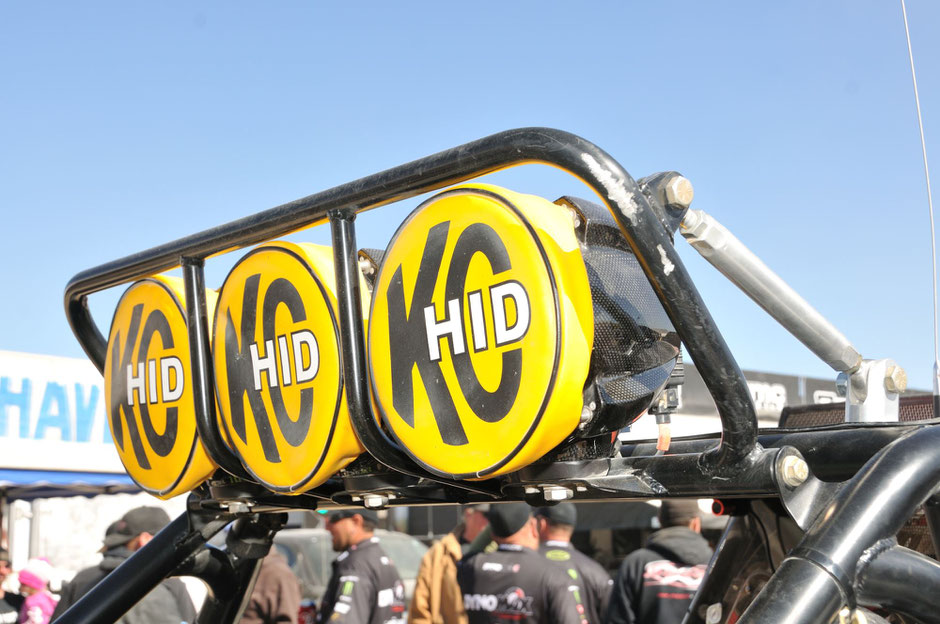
left=219, top=274, right=319, bottom=463
left=212, top=242, right=363, bottom=493
left=385, top=221, right=532, bottom=446
left=369, top=185, right=594, bottom=479
left=109, top=303, right=181, bottom=466
left=104, top=277, right=217, bottom=499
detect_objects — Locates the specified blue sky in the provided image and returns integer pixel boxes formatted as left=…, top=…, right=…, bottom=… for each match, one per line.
left=1, top=1, right=938, bottom=391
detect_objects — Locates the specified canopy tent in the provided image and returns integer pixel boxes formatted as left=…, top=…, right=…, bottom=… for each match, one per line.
left=0, top=469, right=139, bottom=502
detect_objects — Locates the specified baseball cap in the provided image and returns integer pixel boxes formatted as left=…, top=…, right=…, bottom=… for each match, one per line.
left=486, top=503, right=532, bottom=538
left=327, top=509, right=379, bottom=524
left=533, top=502, right=577, bottom=527
left=102, top=506, right=171, bottom=550
left=658, top=500, right=701, bottom=527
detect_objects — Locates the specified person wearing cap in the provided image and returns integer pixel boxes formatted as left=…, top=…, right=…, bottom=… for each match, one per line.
left=456, top=503, right=584, bottom=624
left=408, top=504, right=492, bottom=624
left=606, top=500, right=713, bottom=624
left=535, top=504, right=612, bottom=624
left=0, top=550, right=24, bottom=624
left=50, top=506, right=196, bottom=624
left=316, top=509, right=406, bottom=624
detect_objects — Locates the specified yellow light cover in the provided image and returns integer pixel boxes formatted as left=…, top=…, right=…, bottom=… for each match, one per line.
left=211, top=242, right=365, bottom=493
left=104, top=276, right=219, bottom=499
left=369, top=184, right=594, bottom=479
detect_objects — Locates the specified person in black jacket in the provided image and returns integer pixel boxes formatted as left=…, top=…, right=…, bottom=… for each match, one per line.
left=606, top=500, right=713, bottom=624
left=457, top=503, right=585, bottom=624
left=317, top=509, right=406, bottom=624
left=50, top=507, right=196, bottom=624
left=535, top=504, right=612, bottom=624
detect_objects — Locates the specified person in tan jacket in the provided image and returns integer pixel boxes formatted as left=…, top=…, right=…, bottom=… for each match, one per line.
left=408, top=505, right=491, bottom=624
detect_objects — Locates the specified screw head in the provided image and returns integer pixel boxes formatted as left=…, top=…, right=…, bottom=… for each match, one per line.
left=884, top=365, right=908, bottom=394
left=781, top=456, right=809, bottom=487
left=665, top=176, right=694, bottom=208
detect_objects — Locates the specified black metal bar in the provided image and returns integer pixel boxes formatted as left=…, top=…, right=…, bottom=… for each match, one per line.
left=622, top=423, right=929, bottom=482
left=64, top=127, right=758, bottom=467
left=925, top=495, right=940, bottom=560
left=685, top=516, right=754, bottom=624
left=739, top=425, right=940, bottom=624
left=195, top=556, right=262, bottom=624
left=857, top=546, right=940, bottom=624
left=511, top=447, right=781, bottom=499
left=53, top=508, right=232, bottom=624
left=181, top=258, right=249, bottom=479
left=328, top=211, right=501, bottom=497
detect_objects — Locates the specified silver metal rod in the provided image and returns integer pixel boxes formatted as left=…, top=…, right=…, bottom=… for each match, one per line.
left=900, top=0, right=940, bottom=400
left=681, top=209, right=862, bottom=374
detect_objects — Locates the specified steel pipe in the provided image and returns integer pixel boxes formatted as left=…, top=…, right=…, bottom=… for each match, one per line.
left=739, top=425, right=940, bottom=624
left=857, top=545, right=940, bottom=624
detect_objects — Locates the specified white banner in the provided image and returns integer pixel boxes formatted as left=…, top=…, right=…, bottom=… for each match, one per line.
left=0, top=350, right=124, bottom=473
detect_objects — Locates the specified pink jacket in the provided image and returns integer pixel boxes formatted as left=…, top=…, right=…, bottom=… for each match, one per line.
left=19, top=591, right=57, bottom=624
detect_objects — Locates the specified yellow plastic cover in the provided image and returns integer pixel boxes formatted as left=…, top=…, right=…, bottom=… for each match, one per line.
left=369, top=184, right=594, bottom=479
left=104, top=276, right=219, bottom=499
left=211, top=242, right=365, bottom=493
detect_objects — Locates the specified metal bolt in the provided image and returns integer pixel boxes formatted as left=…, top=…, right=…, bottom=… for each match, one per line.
left=566, top=206, right=582, bottom=229
left=836, top=372, right=849, bottom=398
left=524, top=487, right=540, bottom=495
left=705, top=602, right=723, bottom=624
left=223, top=501, right=252, bottom=514
left=542, top=486, right=574, bottom=502
left=781, top=456, right=809, bottom=487
left=362, top=494, right=389, bottom=509
left=665, top=176, right=694, bottom=208
left=884, top=365, right=908, bottom=394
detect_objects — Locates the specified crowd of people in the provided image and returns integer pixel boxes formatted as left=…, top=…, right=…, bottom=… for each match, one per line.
left=316, top=500, right=712, bottom=624
left=0, top=500, right=711, bottom=624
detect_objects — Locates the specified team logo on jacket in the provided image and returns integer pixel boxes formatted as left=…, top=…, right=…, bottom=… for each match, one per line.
left=212, top=243, right=349, bottom=492
left=369, top=186, right=573, bottom=479
left=463, top=588, right=534, bottom=617
left=105, top=277, right=217, bottom=498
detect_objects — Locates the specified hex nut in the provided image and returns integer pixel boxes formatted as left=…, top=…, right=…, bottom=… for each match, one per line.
left=781, top=456, right=809, bottom=487
left=835, top=372, right=849, bottom=398
left=665, top=176, right=694, bottom=208
left=884, top=365, right=908, bottom=394
left=542, top=486, right=574, bottom=502
left=705, top=603, right=723, bottom=624
left=363, top=494, right=389, bottom=509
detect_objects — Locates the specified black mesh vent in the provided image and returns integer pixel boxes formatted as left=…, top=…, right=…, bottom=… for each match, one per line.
left=557, top=196, right=680, bottom=436
left=779, top=394, right=936, bottom=428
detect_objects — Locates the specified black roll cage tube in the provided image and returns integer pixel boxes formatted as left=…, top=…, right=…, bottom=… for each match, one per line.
left=64, top=127, right=762, bottom=491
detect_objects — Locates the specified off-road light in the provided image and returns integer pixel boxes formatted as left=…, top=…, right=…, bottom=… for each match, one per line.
left=104, top=276, right=219, bottom=499
left=368, top=184, right=680, bottom=479
left=211, top=242, right=366, bottom=493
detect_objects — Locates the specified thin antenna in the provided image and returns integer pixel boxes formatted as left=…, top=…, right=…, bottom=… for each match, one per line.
left=900, top=0, right=940, bottom=399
